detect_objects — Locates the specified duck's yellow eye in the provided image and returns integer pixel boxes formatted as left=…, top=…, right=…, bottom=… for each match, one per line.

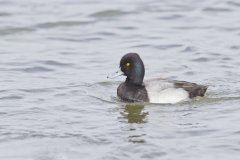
left=125, top=63, right=131, bottom=67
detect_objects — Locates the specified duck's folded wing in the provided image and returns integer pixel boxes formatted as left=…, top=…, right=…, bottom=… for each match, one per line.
left=174, top=81, right=208, bottom=98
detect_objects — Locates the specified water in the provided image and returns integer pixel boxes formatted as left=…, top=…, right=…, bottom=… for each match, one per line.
left=1, top=0, right=240, bottom=159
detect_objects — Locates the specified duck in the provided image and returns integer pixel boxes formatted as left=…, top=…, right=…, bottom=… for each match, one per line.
left=108, top=53, right=208, bottom=104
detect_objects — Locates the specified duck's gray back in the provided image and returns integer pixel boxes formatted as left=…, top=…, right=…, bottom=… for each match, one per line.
left=174, top=80, right=208, bottom=98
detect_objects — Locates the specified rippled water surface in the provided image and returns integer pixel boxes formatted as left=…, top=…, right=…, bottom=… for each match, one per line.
left=1, top=0, right=240, bottom=159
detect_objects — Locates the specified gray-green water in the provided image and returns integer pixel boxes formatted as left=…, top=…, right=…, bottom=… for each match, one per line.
left=1, top=0, right=240, bottom=159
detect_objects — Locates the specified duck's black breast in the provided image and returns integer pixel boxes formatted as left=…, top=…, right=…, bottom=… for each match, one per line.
left=117, top=82, right=149, bottom=102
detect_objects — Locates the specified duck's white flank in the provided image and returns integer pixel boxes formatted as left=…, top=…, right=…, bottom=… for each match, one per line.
left=144, top=79, right=189, bottom=104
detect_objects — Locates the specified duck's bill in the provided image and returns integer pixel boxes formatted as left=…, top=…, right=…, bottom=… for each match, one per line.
left=107, top=69, right=124, bottom=79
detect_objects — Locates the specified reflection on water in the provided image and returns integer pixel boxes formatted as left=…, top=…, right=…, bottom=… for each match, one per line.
left=119, top=103, right=148, bottom=144
left=120, top=103, right=148, bottom=124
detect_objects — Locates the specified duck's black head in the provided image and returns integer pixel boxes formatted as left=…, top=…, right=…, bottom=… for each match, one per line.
left=120, top=53, right=145, bottom=85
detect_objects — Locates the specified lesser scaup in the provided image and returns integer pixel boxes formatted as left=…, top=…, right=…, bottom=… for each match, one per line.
left=108, top=53, right=208, bottom=104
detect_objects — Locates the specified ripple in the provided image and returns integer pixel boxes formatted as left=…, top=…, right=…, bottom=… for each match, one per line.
left=128, top=138, right=145, bottom=143
left=0, top=27, right=35, bottom=36
left=47, top=37, right=103, bottom=42
left=191, top=57, right=211, bottom=62
left=219, top=64, right=235, bottom=68
left=22, top=66, right=54, bottom=73
left=173, top=26, right=214, bottom=30
left=229, top=45, right=240, bottom=50
left=0, top=112, right=7, bottom=115
left=0, top=95, right=23, bottom=100
left=157, top=14, right=183, bottom=20
left=0, top=12, right=11, bottom=17
left=217, top=26, right=240, bottom=32
left=141, top=151, right=167, bottom=158
left=87, top=81, right=119, bottom=103
left=177, top=129, right=218, bottom=137
left=19, top=88, right=52, bottom=93
left=181, top=46, right=197, bottom=53
left=96, top=31, right=118, bottom=36
left=203, top=7, right=233, bottom=12
left=154, top=44, right=183, bottom=50
left=35, top=20, right=95, bottom=29
left=0, top=90, right=8, bottom=93
left=221, top=57, right=232, bottom=61
left=233, top=131, right=240, bottom=135
left=90, top=10, right=131, bottom=19
left=235, top=62, right=240, bottom=66
left=117, top=26, right=137, bottom=30
left=88, top=95, right=117, bottom=104
left=39, top=60, right=74, bottom=67
left=0, top=62, right=32, bottom=67
left=131, top=44, right=152, bottom=48
left=227, top=1, right=240, bottom=7
left=184, top=71, right=195, bottom=75
left=198, top=96, right=240, bottom=103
